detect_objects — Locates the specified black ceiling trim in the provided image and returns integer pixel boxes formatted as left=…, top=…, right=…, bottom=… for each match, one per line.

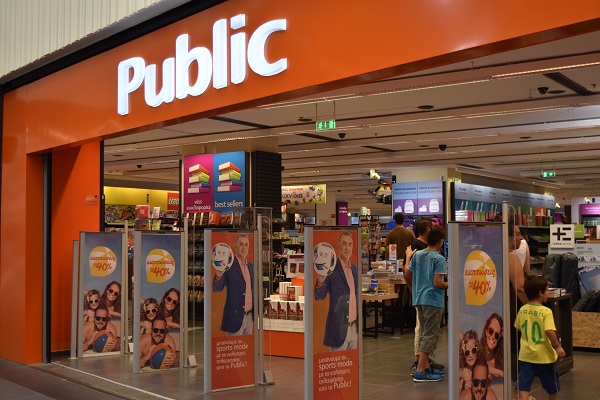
left=298, top=133, right=340, bottom=141
left=544, top=72, right=594, bottom=96
left=457, top=164, right=484, bottom=169
left=2, top=0, right=226, bottom=93
left=209, top=116, right=271, bottom=129
left=363, top=145, right=391, bottom=152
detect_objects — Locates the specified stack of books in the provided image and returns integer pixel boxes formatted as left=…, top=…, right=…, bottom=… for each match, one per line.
left=217, top=161, right=242, bottom=192
left=188, top=164, right=211, bottom=193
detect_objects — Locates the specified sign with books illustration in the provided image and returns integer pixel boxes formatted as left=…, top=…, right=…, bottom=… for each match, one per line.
left=183, top=151, right=247, bottom=214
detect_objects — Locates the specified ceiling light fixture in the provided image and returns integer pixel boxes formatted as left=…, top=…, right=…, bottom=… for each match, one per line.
left=492, top=61, right=600, bottom=78
left=418, top=105, right=434, bottom=110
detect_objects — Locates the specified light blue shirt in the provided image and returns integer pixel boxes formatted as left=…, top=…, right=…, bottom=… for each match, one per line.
left=408, top=249, right=446, bottom=308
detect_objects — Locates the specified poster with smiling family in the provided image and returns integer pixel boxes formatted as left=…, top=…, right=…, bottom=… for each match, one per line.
left=77, top=231, right=127, bottom=358
left=133, top=231, right=184, bottom=373
left=449, top=222, right=508, bottom=400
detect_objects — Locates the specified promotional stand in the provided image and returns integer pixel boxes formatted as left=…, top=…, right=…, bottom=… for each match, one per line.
left=133, top=231, right=186, bottom=373
left=76, top=231, right=127, bottom=358
left=448, top=210, right=510, bottom=400
left=204, top=228, right=259, bottom=392
left=304, top=226, right=362, bottom=400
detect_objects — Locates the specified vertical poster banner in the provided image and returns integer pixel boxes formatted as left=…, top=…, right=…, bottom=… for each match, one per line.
left=392, top=182, right=418, bottom=215
left=308, top=227, right=361, bottom=400
left=183, top=154, right=214, bottom=213
left=134, top=232, right=183, bottom=372
left=336, top=202, right=349, bottom=226
left=449, top=223, right=506, bottom=400
left=205, top=229, right=256, bottom=391
left=213, top=151, right=247, bottom=214
left=416, top=181, right=443, bottom=215
left=78, top=232, right=125, bottom=357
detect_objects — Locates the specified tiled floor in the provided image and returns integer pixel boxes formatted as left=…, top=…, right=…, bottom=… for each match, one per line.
left=3, top=325, right=600, bottom=399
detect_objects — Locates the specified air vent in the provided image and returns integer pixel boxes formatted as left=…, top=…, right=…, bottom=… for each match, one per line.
left=544, top=72, right=594, bottom=96
left=456, top=164, right=484, bottom=169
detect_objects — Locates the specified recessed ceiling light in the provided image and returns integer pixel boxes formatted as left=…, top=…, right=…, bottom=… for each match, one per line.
left=298, top=117, right=313, bottom=122
left=519, top=136, right=531, bottom=139
left=548, top=90, right=565, bottom=94
left=417, top=105, right=434, bottom=110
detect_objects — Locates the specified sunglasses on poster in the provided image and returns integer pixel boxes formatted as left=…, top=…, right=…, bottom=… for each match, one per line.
left=95, top=316, right=107, bottom=322
left=145, top=308, right=157, bottom=314
left=152, top=328, right=166, bottom=334
left=463, top=346, right=478, bottom=357
left=108, top=288, right=120, bottom=296
left=473, top=378, right=488, bottom=388
left=487, top=327, right=502, bottom=340
left=166, top=296, right=178, bottom=305
left=88, top=299, right=99, bottom=304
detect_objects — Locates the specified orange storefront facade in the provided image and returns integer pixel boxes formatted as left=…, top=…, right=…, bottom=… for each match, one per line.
left=2, top=0, right=600, bottom=364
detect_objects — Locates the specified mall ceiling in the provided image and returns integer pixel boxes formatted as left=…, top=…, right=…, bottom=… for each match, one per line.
left=104, top=30, right=600, bottom=209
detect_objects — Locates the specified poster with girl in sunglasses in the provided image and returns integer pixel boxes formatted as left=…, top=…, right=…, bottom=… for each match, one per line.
left=79, top=232, right=125, bottom=357
left=134, top=232, right=183, bottom=372
left=455, top=223, right=505, bottom=400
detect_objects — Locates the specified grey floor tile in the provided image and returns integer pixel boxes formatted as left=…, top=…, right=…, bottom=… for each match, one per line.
left=1, top=325, right=598, bottom=399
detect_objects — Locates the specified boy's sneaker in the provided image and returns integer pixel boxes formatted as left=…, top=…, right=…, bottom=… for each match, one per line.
left=410, top=361, right=418, bottom=376
left=413, top=367, right=444, bottom=383
left=429, top=358, right=445, bottom=370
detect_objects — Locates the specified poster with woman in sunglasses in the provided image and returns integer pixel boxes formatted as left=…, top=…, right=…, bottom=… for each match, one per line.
left=455, top=223, right=505, bottom=399
left=79, top=232, right=125, bottom=357
left=135, top=232, right=182, bottom=372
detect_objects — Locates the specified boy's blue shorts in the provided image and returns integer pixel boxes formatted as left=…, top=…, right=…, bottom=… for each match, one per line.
left=517, top=361, right=560, bottom=394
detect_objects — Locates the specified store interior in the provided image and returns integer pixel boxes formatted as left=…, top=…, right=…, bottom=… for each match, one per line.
left=67, top=26, right=600, bottom=399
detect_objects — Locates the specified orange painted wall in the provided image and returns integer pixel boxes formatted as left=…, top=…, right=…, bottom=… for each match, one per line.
left=0, top=90, right=44, bottom=363
left=2, top=0, right=600, bottom=364
left=51, top=144, right=100, bottom=351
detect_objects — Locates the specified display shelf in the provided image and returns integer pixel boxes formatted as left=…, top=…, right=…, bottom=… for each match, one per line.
left=520, top=226, right=550, bottom=267
left=543, top=294, right=573, bottom=375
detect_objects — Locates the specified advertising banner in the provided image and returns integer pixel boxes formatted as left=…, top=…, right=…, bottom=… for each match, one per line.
left=204, top=229, right=257, bottom=392
left=78, top=232, right=126, bottom=357
left=392, top=182, right=418, bottom=214
left=167, top=192, right=180, bottom=211
left=282, top=184, right=327, bottom=206
left=305, top=227, right=361, bottom=400
left=133, top=232, right=184, bottom=373
left=417, top=181, right=443, bottom=214
left=449, top=223, right=507, bottom=400
left=336, top=202, right=349, bottom=226
left=183, top=151, right=247, bottom=214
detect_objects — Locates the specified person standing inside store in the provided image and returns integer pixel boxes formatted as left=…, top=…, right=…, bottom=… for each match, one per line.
left=315, top=231, right=359, bottom=351
left=404, top=224, right=448, bottom=382
left=386, top=212, right=416, bottom=263
left=514, top=226, right=531, bottom=275
left=407, top=218, right=445, bottom=375
left=514, top=275, right=565, bottom=400
left=213, top=233, right=254, bottom=336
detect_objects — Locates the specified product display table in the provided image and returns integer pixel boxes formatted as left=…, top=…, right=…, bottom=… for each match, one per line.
left=362, top=292, right=399, bottom=339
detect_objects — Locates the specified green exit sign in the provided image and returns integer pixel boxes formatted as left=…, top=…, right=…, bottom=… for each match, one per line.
left=316, top=120, right=336, bottom=131
left=540, top=171, right=556, bottom=178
